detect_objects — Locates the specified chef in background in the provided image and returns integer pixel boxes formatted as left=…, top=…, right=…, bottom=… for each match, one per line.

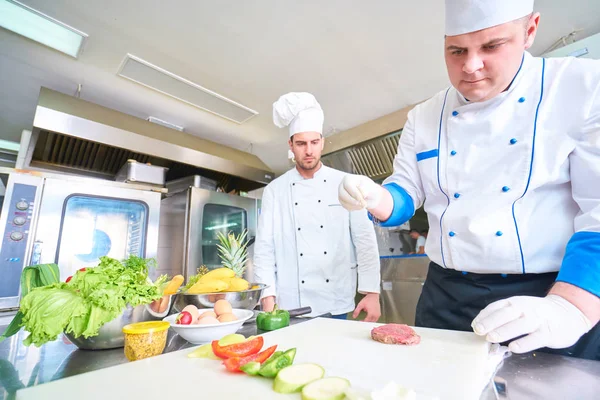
left=409, top=229, right=426, bottom=255
left=253, top=92, right=381, bottom=321
left=339, top=0, right=600, bottom=359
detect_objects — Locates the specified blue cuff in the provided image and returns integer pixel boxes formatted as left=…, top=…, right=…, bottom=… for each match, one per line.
left=368, top=183, right=415, bottom=227
left=557, top=231, right=600, bottom=298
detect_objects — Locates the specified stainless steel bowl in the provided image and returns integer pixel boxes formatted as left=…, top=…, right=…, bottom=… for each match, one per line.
left=173, top=283, right=268, bottom=312
left=64, top=296, right=174, bottom=350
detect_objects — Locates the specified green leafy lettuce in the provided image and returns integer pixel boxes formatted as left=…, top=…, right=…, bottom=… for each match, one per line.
left=17, top=256, right=165, bottom=347
left=0, top=263, right=60, bottom=343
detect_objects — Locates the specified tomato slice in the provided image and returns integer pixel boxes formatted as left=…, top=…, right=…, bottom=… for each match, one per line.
left=223, top=345, right=277, bottom=372
left=212, top=336, right=264, bottom=359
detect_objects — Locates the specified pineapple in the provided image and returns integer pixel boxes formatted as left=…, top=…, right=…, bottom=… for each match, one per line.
left=216, top=230, right=249, bottom=278
left=197, top=265, right=209, bottom=277
left=182, top=265, right=210, bottom=292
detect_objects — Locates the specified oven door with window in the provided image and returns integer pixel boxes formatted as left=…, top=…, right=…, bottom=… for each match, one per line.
left=34, top=178, right=160, bottom=281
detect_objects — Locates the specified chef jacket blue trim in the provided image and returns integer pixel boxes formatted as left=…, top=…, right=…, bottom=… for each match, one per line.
left=461, top=55, right=524, bottom=102
left=511, top=58, right=546, bottom=274
left=380, top=255, right=427, bottom=259
left=368, top=183, right=415, bottom=227
left=416, top=149, right=439, bottom=162
left=557, top=232, right=600, bottom=298
left=437, top=88, right=452, bottom=268
left=507, top=53, right=525, bottom=90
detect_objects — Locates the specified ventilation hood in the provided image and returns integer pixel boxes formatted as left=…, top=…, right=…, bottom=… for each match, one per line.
left=321, top=130, right=401, bottom=182
left=20, top=88, right=274, bottom=191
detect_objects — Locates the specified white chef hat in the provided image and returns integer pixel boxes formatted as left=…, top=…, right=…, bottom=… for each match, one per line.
left=445, top=0, right=534, bottom=36
left=273, top=92, right=324, bottom=138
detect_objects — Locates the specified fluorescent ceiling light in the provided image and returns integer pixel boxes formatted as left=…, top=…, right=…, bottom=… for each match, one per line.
left=205, top=223, right=238, bottom=231
left=0, top=139, right=20, bottom=152
left=118, top=54, right=259, bottom=124
left=0, top=0, right=87, bottom=58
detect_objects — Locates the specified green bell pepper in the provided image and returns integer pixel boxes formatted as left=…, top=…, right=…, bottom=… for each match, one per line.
left=256, top=305, right=290, bottom=331
left=258, top=348, right=296, bottom=378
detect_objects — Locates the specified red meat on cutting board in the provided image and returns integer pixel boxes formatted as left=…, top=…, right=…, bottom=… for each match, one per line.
left=371, top=324, right=421, bottom=345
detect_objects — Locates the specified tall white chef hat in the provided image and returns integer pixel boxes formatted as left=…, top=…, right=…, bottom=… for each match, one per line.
left=273, top=92, right=324, bottom=138
left=445, top=0, right=534, bottom=36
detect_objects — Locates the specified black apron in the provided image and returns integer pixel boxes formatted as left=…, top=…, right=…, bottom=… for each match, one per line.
left=415, top=262, right=600, bottom=361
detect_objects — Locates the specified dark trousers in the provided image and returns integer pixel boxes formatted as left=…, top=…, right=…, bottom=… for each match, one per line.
left=415, top=262, right=600, bottom=361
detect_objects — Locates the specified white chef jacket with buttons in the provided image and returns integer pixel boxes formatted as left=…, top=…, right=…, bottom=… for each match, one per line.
left=379, top=52, right=600, bottom=298
left=253, top=165, right=381, bottom=317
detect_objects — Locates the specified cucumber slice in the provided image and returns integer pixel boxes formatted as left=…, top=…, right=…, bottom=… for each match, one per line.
left=273, top=363, right=325, bottom=393
left=301, top=377, right=351, bottom=400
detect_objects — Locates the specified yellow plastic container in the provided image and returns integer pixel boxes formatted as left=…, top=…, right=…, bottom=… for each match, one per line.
left=122, top=321, right=170, bottom=361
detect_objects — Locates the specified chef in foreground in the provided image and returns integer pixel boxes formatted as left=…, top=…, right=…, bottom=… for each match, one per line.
left=339, top=0, right=600, bottom=359
left=253, top=92, right=381, bottom=321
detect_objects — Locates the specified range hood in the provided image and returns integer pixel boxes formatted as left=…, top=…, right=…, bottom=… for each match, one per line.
left=322, top=130, right=401, bottom=182
left=20, top=88, right=274, bottom=191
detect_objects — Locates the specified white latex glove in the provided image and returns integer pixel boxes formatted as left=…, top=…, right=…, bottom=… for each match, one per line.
left=338, top=174, right=383, bottom=211
left=472, top=294, right=593, bottom=354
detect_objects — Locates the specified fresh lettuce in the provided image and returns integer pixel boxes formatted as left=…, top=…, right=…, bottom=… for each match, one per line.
left=17, top=256, right=164, bottom=347
left=20, top=284, right=88, bottom=346
left=0, top=263, right=60, bottom=343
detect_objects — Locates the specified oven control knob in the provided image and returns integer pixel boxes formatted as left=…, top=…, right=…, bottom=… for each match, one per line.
left=10, top=232, right=24, bottom=241
left=13, top=217, right=26, bottom=226
left=16, top=201, right=29, bottom=210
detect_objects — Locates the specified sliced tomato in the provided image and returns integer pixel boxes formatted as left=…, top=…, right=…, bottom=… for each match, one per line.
left=223, top=345, right=277, bottom=372
left=66, top=276, right=72, bottom=283
left=212, top=336, right=264, bottom=359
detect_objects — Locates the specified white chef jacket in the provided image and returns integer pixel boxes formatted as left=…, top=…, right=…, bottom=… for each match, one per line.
left=380, top=52, right=600, bottom=297
left=253, top=165, right=381, bottom=316
left=416, top=236, right=426, bottom=252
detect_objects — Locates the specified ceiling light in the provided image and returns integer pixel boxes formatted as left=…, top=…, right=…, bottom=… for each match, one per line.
left=147, top=116, right=184, bottom=132
left=118, top=54, right=258, bottom=124
left=0, top=0, right=87, bottom=58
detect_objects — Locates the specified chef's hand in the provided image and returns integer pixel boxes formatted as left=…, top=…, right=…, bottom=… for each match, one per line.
left=261, top=296, right=276, bottom=312
left=339, top=174, right=383, bottom=211
left=472, top=295, right=593, bottom=354
left=353, top=293, right=381, bottom=322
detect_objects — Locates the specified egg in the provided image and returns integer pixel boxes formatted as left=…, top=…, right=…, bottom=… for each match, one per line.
left=197, top=316, right=219, bottom=325
left=181, top=305, right=200, bottom=321
left=198, top=310, right=217, bottom=320
left=214, top=299, right=232, bottom=316
left=217, top=313, right=238, bottom=323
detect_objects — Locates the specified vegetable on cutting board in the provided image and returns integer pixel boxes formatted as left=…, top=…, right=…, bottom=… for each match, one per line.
left=223, top=345, right=277, bottom=372
left=240, top=350, right=282, bottom=375
left=301, top=377, right=351, bottom=400
left=258, top=348, right=296, bottom=378
left=188, top=334, right=246, bottom=359
left=212, top=336, right=264, bottom=359
left=240, top=361, right=261, bottom=375
left=273, top=363, right=325, bottom=394
left=256, top=305, right=290, bottom=331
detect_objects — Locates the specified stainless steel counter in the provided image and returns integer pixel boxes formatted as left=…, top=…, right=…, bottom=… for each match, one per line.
left=1, top=315, right=599, bottom=400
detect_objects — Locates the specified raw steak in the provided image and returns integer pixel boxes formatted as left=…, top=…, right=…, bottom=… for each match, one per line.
left=371, top=324, right=421, bottom=345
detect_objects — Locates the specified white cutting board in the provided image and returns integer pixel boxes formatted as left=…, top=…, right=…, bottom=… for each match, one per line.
left=17, top=318, right=499, bottom=400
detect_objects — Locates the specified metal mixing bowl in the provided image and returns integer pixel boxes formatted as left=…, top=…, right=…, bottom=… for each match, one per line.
left=173, top=283, right=268, bottom=312
left=64, top=296, right=174, bottom=350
